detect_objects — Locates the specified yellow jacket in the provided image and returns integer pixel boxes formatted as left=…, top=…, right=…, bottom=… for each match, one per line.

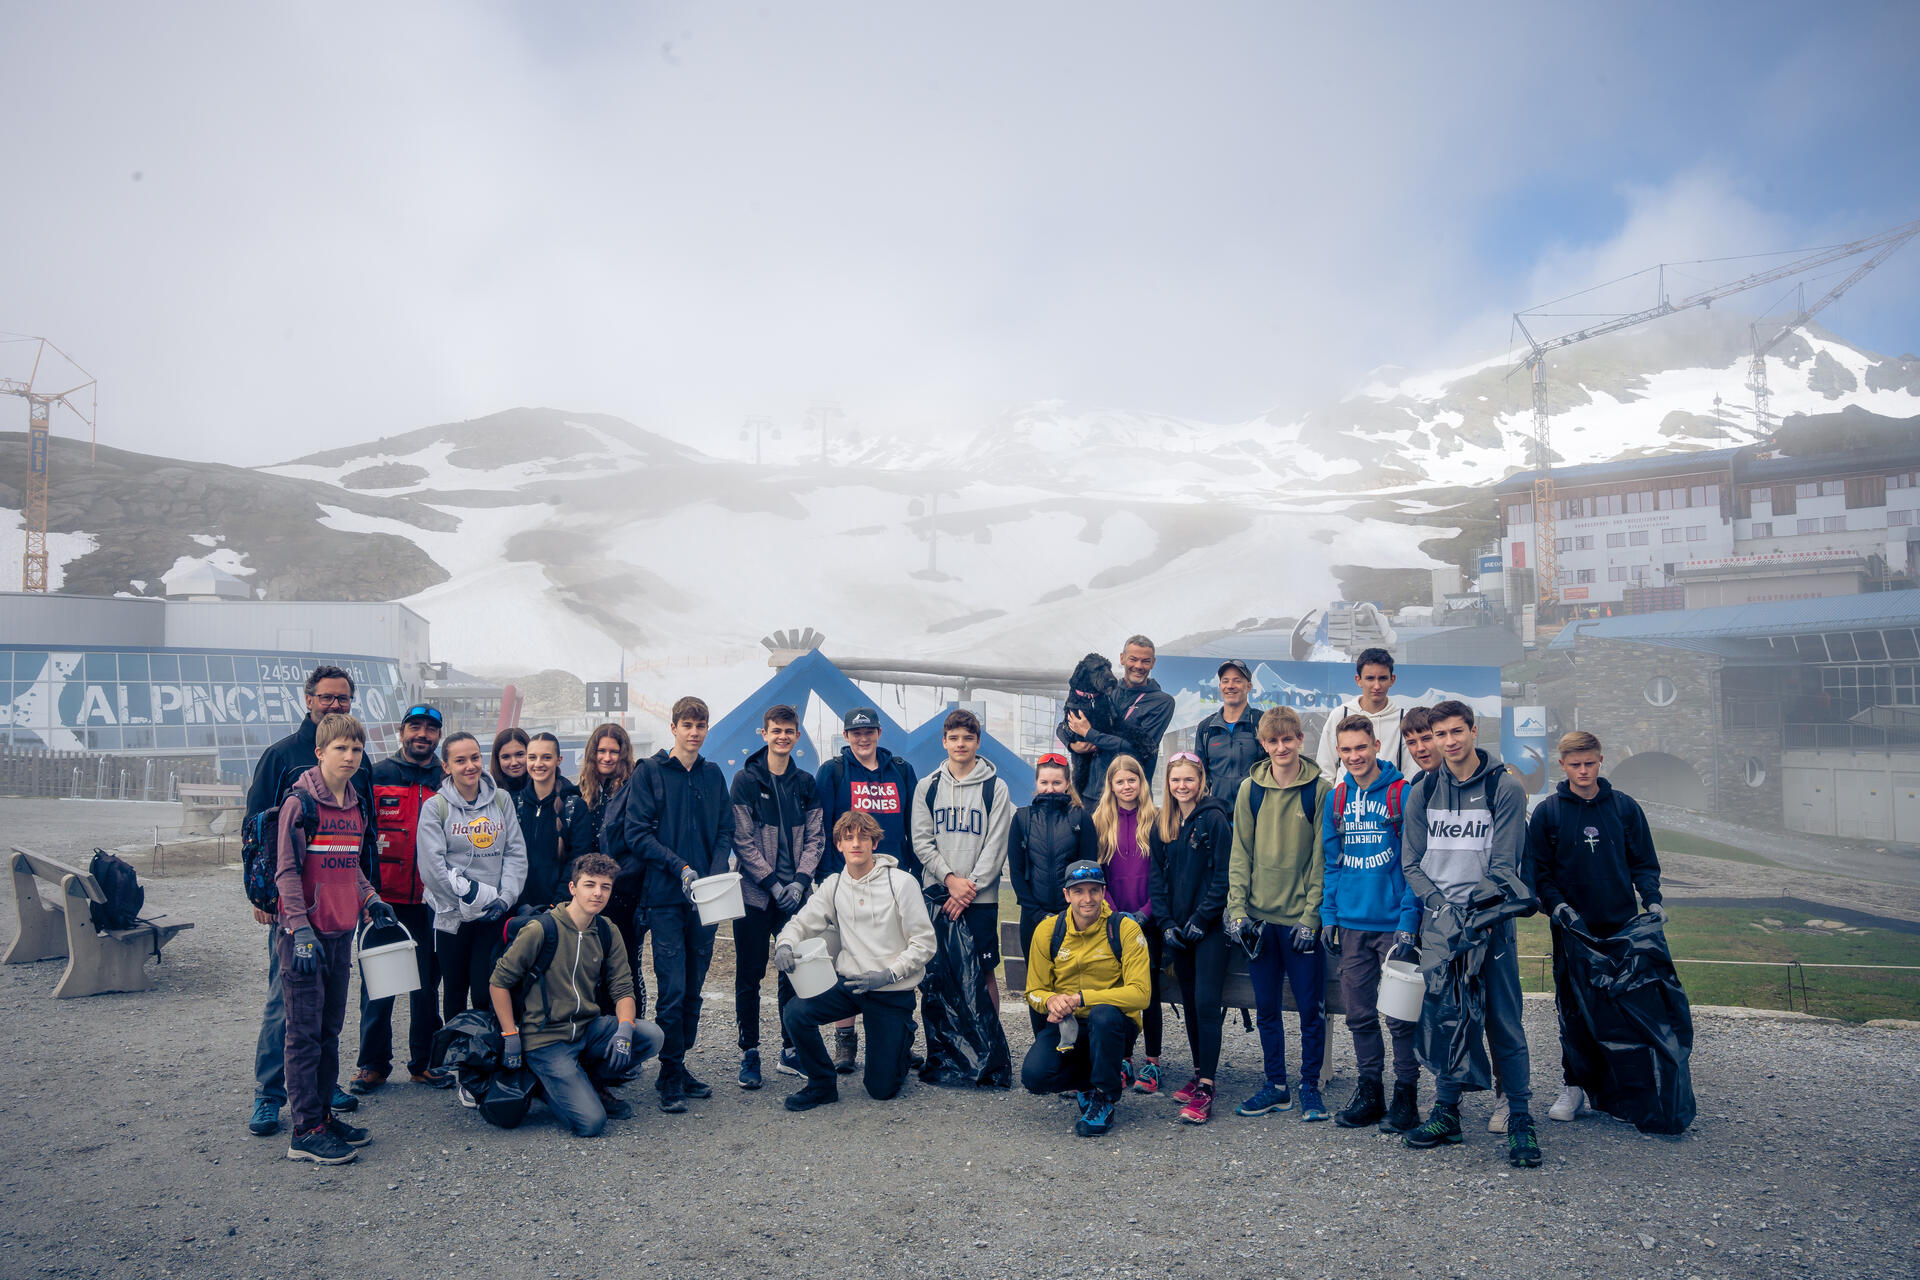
left=1024, top=901, right=1151, bottom=1027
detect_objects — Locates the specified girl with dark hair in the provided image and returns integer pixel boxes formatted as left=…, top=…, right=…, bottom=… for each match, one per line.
left=580, top=723, right=644, bottom=1010
left=513, top=732, right=594, bottom=911
left=491, top=727, right=531, bottom=793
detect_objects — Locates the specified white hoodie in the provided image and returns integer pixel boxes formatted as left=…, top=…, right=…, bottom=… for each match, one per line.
left=1313, top=697, right=1409, bottom=779
left=776, top=854, right=935, bottom=992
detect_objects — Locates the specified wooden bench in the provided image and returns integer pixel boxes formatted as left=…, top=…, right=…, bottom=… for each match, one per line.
left=4, top=847, right=194, bottom=998
left=177, top=783, right=244, bottom=836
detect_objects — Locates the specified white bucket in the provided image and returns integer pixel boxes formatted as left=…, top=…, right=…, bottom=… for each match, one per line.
left=690, top=871, right=746, bottom=926
left=357, top=920, right=421, bottom=1002
left=789, top=936, right=838, bottom=999
left=1378, top=958, right=1424, bottom=1023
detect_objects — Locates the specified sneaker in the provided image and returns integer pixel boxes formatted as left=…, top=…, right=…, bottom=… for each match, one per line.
left=411, top=1067, right=454, bottom=1089
left=348, top=1067, right=388, bottom=1095
left=247, top=1100, right=281, bottom=1137
left=597, top=1089, right=633, bottom=1120
left=738, top=1050, right=763, bottom=1090
left=325, top=1115, right=371, bottom=1146
left=456, top=1079, right=479, bottom=1109
left=1335, top=1077, right=1385, bottom=1129
left=657, top=1088, right=688, bottom=1114
left=681, top=1073, right=713, bottom=1099
left=1171, top=1076, right=1201, bottom=1106
left=1403, top=1103, right=1464, bottom=1149
left=1299, top=1083, right=1330, bottom=1122
left=776, top=1049, right=804, bottom=1078
left=1119, top=1058, right=1135, bottom=1091
left=1073, top=1090, right=1092, bottom=1120
left=1076, top=1091, right=1117, bottom=1137
left=286, top=1124, right=357, bottom=1165
left=1507, top=1112, right=1543, bottom=1167
left=784, top=1082, right=839, bottom=1112
left=1236, top=1083, right=1293, bottom=1116
left=1179, top=1082, right=1216, bottom=1125
left=833, top=1027, right=859, bottom=1075
left=1379, top=1080, right=1421, bottom=1134
left=1133, top=1061, right=1161, bottom=1094
left=1488, top=1091, right=1510, bottom=1134
left=1548, top=1085, right=1589, bottom=1122
left=329, top=1086, right=359, bottom=1114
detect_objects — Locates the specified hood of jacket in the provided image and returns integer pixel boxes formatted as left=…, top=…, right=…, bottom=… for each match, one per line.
left=1251, top=754, right=1322, bottom=793
left=293, top=765, right=361, bottom=814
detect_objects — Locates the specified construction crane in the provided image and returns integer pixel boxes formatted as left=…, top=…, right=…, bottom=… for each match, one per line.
left=1, top=337, right=96, bottom=592
left=1512, top=214, right=1920, bottom=615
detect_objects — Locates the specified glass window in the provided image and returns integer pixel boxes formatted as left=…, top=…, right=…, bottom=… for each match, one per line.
left=1576, top=569, right=1596, bottom=583
left=82, top=653, right=116, bottom=683
left=1607, top=532, right=1625, bottom=548
left=1656, top=489, right=1673, bottom=510
left=187, top=725, right=217, bottom=748
left=208, top=655, right=234, bottom=683
left=1826, top=632, right=1858, bottom=662
left=1889, top=629, right=1920, bottom=661
left=1821, top=480, right=1844, bottom=497
left=1630, top=530, right=1650, bottom=546
left=118, top=652, right=149, bottom=682
left=215, top=725, right=244, bottom=747
left=1751, top=521, right=1773, bottom=537
left=1706, top=484, right=1721, bottom=509
left=1892, top=510, right=1914, bottom=527
left=1824, top=516, right=1847, bottom=533
left=149, top=653, right=178, bottom=682
left=1855, top=631, right=1889, bottom=662
left=122, top=727, right=154, bottom=751
left=1608, top=565, right=1627, bottom=581
left=154, top=725, right=186, bottom=749
left=179, top=653, right=208, bottom=682
left=1662, top=528, right=1681, bottom=543
left=1798, top=518, right=1820, bottom=534
left=1795, top=634, right=1829, bottom=660
left=1688, top=526, right=1707, bottom=541
left=1690, top=486, right=1707, bottom=507
left=1575, top=536, right=1594, bottom=550
left=233, top=655, right=260, bottom=683
left=1796, top=482, right=1818, bottom=498
left=1643, top=677, right=1677, bottom=707
left=12, top=651, right=48, bottom=683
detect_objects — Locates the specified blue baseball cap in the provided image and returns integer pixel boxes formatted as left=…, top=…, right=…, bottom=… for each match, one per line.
left=1063, top=859, right=1106, bottom=888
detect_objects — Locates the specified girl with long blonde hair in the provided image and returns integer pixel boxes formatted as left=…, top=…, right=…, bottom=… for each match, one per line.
left=1090, top=754, right=1164, bottom=1093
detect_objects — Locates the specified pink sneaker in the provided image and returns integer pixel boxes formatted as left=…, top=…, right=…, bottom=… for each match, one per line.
left=1171, top=1075, right=1201, bottom=1105
left=1179, top=1082, right=1215, bottom=1125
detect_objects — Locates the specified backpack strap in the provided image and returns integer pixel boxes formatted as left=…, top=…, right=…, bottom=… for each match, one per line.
left=1386, top=778, right=1405, bottom=830
left=1300, top=781, right=1317, bottom=829
left=1049, top=911, right=1068, bottom=961
left=517, top=911, right=567, bottom=1003
left=1246, top=784, right=1265, bottom=825
left=1106, top=913, right=1123, bottom=965
left=1332, top=781, right=1348, bottom=834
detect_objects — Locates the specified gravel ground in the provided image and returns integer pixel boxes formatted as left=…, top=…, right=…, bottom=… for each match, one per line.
left=3, top=798, right=1919, bottom=1280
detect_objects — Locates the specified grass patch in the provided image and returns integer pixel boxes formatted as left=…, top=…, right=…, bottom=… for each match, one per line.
left=1650, top=828, right=1780, bottom=867
left=1515, top=904, right=1920, bottom=1023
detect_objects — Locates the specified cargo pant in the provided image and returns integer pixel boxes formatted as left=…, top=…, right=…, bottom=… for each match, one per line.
left=1337, top=929, right=1419, bottom=1085
left=279, top=930, right=353, bottom=1134
left=647, top=904, right=717, bottom=1090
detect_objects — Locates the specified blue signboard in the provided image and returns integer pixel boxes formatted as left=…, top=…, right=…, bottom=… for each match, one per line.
left=29, top=427, right=48, bottom=475
left=1477, top=554, right=1503, bottom=576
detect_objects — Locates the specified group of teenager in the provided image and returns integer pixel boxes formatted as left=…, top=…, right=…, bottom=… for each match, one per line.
left=246, top=638, right=1665, bottom=1172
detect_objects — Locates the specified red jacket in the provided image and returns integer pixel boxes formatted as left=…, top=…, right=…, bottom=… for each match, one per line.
left=372, top=752, right=445, bottom=906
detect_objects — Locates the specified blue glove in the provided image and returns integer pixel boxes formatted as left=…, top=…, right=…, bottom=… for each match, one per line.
left=680, top=867, right=700, bottom=903
left=607, top=1020, right=639, bottom=1074
left=502, top=1032, right=523, bottom=1070
left=1289, top=923, right=1318, bottom=953
left=844, top=969, right=893, bottom=994
left=290, top=926, right=320, bottom=976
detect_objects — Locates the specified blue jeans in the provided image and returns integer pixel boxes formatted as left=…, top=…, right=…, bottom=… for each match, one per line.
left=1248, top=921, right=1326, bottom=1088
left=525, top=1015, right=665, bottom=1137
left=254, top=930, right=286, bottom=1106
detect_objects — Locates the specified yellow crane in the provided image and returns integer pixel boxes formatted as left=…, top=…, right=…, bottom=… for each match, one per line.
left=1, top=337, right=96, bottom=592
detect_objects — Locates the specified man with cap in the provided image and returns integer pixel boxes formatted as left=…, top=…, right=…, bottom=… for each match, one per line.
left=1019, top=859, right=1152, bottom=1137
left=1194, top=659, right=1263, bottom=813
left=812, top=705, right=921, bottom=1073
left=351, top=703, right=449, bottom=1093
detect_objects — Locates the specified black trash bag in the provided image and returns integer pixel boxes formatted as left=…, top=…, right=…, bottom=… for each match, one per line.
left=478, top=1066, right=541, bottom=1129
left=1555, top=912, right=1696, bottom=1135
left=1414, top=942, right=1492, bottom=1092
left=918, top=886, right=1012, bottom=1089
left=430, top=1008, right=503, bottom=1078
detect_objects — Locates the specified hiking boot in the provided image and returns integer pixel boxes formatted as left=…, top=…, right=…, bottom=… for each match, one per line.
left=1335, top=1077, right=1386, bottom=1129
left=1171, top=1076, right=1201, bottom=1106
left=1507, top=1112, right=1543, bottom=1167
left=657, top=1087, right=688, bottom=1114
left=1488, top=1091, right=1510, bottom=1133
left=348, top=1067, right=388, bottom=1095
left=248, top=1100, right=281, bottom=1137
left=833, top=1027, right=859, bottom=1075
left=1299, top=1083, right=1330, bottom=1122
left=738, top=1050, right=763, bottom=1090
left=1073, top=1090, right=1092, bottom=1121
left=1119, top=1058, right=1135, bottom=1092
left=681, top=1073, right=713, bottom=1099
left=784, top=1082, right=839, bottom=1112
left=411, top=1067, right=454, bottom=1089
left=1379, top=1080, right=1421, bottom=1134
left=1403, top=1103, right=1464, bottom=1149
left=1179, top=1082, right=1216, bottom=1125
left=776, top=1049, right=804, bottom=1078
left=597, top=1089, right=633, bottom=1120
left=1134, top=1061, right=1161, bottom=1094
left=325, top=1115, right=371, bottom=1147
left=287, top=1124, right=357, bottom=1165
left=329, top=1086, right=359, bottom=1113
left=1236, top=1082, right=1293, bottom=1117
left=1076, top=1091, right=1118, bottom=1137
left=1549, top=1085, right=1589, bottom=1122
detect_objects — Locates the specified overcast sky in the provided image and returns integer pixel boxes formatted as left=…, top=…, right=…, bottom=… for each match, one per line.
left=3, top=1, right=1917, bottom=464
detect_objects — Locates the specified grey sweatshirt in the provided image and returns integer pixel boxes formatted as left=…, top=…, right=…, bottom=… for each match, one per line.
left=910, top=757, right=1012, bottom=896
left=416, top=773, right=529, bottom=933
left=1400, top=748, right=1528, bottom=910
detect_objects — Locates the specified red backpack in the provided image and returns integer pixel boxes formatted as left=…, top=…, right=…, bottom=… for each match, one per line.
left=1332, top=778, right=1406, bottom=835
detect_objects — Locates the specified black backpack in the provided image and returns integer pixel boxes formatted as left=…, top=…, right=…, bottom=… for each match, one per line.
left=88, top=850, right=144, bottom=931
left=242, top=791, right=318, bottom=914
left=922, top=772, right=1002, bottom=826
left=1244, top=776, right=1320, bottom=829
left=511, top=909, right=615, bottom=1019
left=1047, top=908, right=1125, bottom=966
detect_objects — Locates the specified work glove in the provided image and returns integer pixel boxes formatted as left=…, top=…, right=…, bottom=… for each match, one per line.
left=481, top=899, right=511, bottom=923
left=774, top=880, right=805, bottom=912
left=502, top=1032, right=524, bottom=1070
left=1646, top=902, right=1667, bottom=923
left=1223, top=916, right=1246, bottom=946
left=774, top=943, right=797, bottom=974
left=365, top=899, right=397, bottom=930
left=290, top=926, right=321, bottom=976
left=1182, top=919, right=1207, bottom=944
left=844, top=969, right=894, bottom=995
left=679, top=866, right=700, bottom=903
left=1289, top=923, right=1318, bottom=954
left=607, top=1020, right=639, bottom=1074
left=1323, top=926, right=1341, bottom=955
left=1389, top=931, right=1418, bottom=964
left=1551, top=902, right=1584, bottom=929
left=1162, top=926, right=1184, bottom=952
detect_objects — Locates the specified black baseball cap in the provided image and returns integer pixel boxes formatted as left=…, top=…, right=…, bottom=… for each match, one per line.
left=1217, top=659, right=1253, bottom=681
left=843, top=707, right=882, bottom=732
left=1063, top=859, right=1107, bottom=888
left=402, top=704, right=443, bottom=727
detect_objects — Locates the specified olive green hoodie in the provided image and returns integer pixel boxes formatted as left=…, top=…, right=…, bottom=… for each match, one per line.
left=1226, top=755, right=1330, bottom=928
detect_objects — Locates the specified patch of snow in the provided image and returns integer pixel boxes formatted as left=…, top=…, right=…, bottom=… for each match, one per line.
left=0, top=510, right=99, bottom=592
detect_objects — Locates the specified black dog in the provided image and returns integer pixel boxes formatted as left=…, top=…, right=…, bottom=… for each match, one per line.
left=1065, top=652, right=1119, bottom=730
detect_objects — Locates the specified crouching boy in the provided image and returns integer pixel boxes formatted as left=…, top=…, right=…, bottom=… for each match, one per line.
left=489, top=853, right=663, bottom=1137
left=775, top=812, right=936, bottom=1110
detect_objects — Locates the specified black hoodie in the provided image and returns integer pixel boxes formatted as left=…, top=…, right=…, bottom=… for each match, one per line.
left=624, top=750, right=736, bottom=909
left=1148, top=796, right=1234, bottom=934
left=1525, top=777, right=1662, bottom=934
left=1006, top=792, right=1097, bottom=914
left=513, top=775, right=594, bottom=911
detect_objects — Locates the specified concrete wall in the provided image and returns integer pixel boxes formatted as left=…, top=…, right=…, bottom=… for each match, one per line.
left=1681, top=568, right=1866, bottom=609
left=1781, top=748, right=1920, bottom=844
left=0, top=593, right=164, bottom=648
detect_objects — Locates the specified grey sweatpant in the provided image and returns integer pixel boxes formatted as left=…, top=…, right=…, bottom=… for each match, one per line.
left=1435, top=918, right=1531, bottom=1112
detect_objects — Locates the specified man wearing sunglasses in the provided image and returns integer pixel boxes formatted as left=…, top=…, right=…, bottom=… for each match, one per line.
left=351, top=704, right=449, bottom=1095
left=244, top=665, right=379, bottom=1138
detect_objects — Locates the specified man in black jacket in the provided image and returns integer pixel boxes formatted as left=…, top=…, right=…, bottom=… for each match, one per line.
left=1193, top=659, right=1263, bottom=814
left=244, top=665, right=377, bottom=1138
left=1058, top=634, right=1177, bottom=804
left=623, top=696, right=737, bottom=1113
left=1525, top=730, right=1664, bottom=1124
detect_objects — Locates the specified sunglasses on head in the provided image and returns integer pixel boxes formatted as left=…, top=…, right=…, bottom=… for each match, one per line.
left=1168, top=751, right=1202, bottom=766
left=1064, top=865, right=1105, bottom=885
left=404, top=705, right=443, bottom=725
left=1036, top=752, right=1070, bottom=770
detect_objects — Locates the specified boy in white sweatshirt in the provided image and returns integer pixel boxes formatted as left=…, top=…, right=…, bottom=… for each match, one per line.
left=910, top=708, right=1012, bottom=1004
left=776, top=811, right=937, bottom=1109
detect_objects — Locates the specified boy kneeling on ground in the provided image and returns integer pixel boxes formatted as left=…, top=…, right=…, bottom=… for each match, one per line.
left=489, top=853, right=663, bottom=1137
left=775, top=811, right=937, bottom=1110
left=1018, top=860, right=1151, bottom=1137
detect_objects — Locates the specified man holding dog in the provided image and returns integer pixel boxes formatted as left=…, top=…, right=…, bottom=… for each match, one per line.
left=1057, top=635, right=1177, bottom=804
